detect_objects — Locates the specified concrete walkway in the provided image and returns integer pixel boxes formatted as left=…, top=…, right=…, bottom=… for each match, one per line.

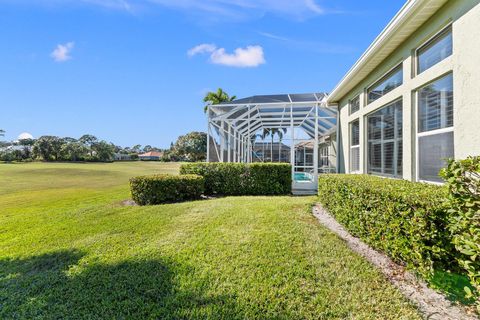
left=313, top=204, right=478, bottom=320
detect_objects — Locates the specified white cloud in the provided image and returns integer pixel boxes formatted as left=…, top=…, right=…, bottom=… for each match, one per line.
left=51, top=42, right=75, bottom=62
left=187, top=44, right=217, bottom=57
left=188, top=44, right=265, bottom=68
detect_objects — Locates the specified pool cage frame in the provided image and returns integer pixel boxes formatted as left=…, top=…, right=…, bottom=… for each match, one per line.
left=206, top=93, right=338, bottom=194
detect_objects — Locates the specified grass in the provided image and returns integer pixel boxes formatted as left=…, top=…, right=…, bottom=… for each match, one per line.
left=0, top=162, right=422, bottom=319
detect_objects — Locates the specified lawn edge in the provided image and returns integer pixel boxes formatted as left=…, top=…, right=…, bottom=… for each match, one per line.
left=312, top=204, right=478, bottom=320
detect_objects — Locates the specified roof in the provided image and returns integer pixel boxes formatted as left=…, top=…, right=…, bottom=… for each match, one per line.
left=139, top=151, right=163, bottom=157
left=218, top=93, right=327, bottom=106
left=209, top=92, right=337, bottom=139
left=327, top=0, right=448, bottom=103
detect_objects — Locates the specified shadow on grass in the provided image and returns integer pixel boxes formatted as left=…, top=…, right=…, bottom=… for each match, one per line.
left=0, top=250, right=240, bottom=319
left=430, top=269, right=476, bottom=306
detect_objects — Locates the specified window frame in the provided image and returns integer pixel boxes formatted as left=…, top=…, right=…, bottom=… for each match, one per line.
left=366, top=63, right=404, bottom=105
left=349, top=95, right=360, bottom=115
left=415, top=72, right=454, bottom=183
left=349, top=119, right=360, bottom=173
left=415, top=24, right=453, bottom=76
left=366, top=98, right=403, bottom=178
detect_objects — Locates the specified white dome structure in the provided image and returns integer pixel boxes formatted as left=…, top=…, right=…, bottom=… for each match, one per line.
left=17, top=132, right=34, bottom=140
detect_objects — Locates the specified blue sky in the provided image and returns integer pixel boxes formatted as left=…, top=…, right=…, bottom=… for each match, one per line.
left=0, top=0, right=404, bottom=148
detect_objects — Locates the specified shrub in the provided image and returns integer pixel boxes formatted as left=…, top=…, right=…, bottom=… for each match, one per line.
left=130, top=174, right=204, bottom=205
left=441, top=157, right=480, bottom=305
left=318, top=174, right=452, bottom=276
left=180, top=163, right=291, bottom=196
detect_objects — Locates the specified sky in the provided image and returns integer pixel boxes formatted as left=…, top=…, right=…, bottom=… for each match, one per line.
left=0, top=0, right=405, bottom=148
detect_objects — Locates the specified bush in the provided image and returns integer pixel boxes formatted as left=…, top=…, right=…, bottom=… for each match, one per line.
left=441, top=157, right=480, bottom=305
left=318, top=174, right=452, bottom=275
left=180, top=163, right=291, bottom=196
left=130, top=174, right=204, bottom=205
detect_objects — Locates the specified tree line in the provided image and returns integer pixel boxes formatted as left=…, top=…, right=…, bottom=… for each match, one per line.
left=0, top=87, right=234, bottom=163
left=0, top=131, right=207, bottom=163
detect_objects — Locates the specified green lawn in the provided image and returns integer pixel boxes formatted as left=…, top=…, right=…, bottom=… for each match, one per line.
left=0, top=162, right=421, bottom=319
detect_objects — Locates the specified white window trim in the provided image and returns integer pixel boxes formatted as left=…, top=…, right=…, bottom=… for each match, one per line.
left=349, top=119, right=360, bottom=173
left=349, top=95, right=360, bottom=115
left=414, top=22, right=453, bottom=76
left=366, top=62, right=404, bottom=105
left=414, top=75, right=454, bottom=184
left=366, top=99, right=403, bottom=178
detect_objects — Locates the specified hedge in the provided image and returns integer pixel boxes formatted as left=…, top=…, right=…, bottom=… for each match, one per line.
left=441, top=156, right=480, bottom=304
left=180, top=163, right=292, bottom=196
left=130, top=174, right=204, bottom=205
left=318, top=174, right=452, bottom=275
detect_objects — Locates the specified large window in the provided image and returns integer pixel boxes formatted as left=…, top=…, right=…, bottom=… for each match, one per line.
left=367, top=100, right=403, bottom=177
left=349, top=95, right=360, bottom=114
left=417, top=26, right=452, bottom=74
left=417, top=73, right=454, bottom=182
left=367, top=65, right=403, bottom=104
left=350, top=119, right=360, bottom=172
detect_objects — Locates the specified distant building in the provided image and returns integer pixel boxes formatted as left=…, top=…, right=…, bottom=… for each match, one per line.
left=138, top=151, right=163, bottom=161
left=113, top=153, right=132, bottom=161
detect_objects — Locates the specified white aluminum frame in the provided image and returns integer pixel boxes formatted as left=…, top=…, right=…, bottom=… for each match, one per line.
left=206, top=93, right=337, bottom=193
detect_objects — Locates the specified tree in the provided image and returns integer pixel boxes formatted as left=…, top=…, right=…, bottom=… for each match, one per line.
left=91, top=141, right=115, bottom=162
left=276, top=128, right=287, bottom=162
left=131, top=144, right=142, bottom=153
left=143, top=145, right=153, bottom=153
left=32, top=136, right=65, bottom=161
left=61, top=141, right=88, bottom=161
left=0, top=129, right=4, bottom=137
left=79, top=134, right=98, bottom=146
left=203, top=88, right=236, bottom=113
left=262, top=129, right=275, bottom=161
left=79, top=134, right=98, bottom=158
left=17, top=138, right=35, bottom=147
left=171, top=132, right=207, bottom=162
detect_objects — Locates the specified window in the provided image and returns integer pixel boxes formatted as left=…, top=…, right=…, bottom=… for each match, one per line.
left=418, top=74, right=453, bottom=132
left=319, top=145, right=329, bottom=167
left=417, top=74, right=454, bottom=182
left=349, top=95, right=360, bottom=114
left=350, top=119, right=360, bottom=172
left=417, top=26, right=452, bottom=74
left=367, top=65, right=403, bottom=104
left=367, top=100, right=403, bottom=177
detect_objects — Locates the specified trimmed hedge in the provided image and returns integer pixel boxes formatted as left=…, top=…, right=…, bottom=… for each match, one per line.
left=130, top=174, right=204, bottom=205
left=180, top=162, right=292, bottom=196
left=441, top=157, right=480, bottom=304
left=318, top=174, right=452, bottom=275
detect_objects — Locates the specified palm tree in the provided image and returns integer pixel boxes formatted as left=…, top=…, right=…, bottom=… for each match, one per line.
left=0, top=129, right=4, bottom=137
left=261, top=128, right=273, bottom=162
left=203, top=88, right=236, bottom=113
left=276, top=128, right=287, bottom=162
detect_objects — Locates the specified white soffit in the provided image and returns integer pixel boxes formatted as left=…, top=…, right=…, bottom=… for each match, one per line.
left=327, top=0, right=448, bottom=103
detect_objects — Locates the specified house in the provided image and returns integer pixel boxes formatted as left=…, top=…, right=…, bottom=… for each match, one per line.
left=206, top=0, right=480, bottom=193
left=327, top=0, right=480, bottom=183
left=113, top=153, right=132, bottom=161
left=138, top=151, right=163, bottom=161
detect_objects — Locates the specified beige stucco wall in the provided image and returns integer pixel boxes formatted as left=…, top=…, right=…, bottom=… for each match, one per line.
left=336, top=0, right=480, bottom=181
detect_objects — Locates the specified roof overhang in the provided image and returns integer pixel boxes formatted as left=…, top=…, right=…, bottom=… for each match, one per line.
left=327, top=0, right=448, bottom=103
